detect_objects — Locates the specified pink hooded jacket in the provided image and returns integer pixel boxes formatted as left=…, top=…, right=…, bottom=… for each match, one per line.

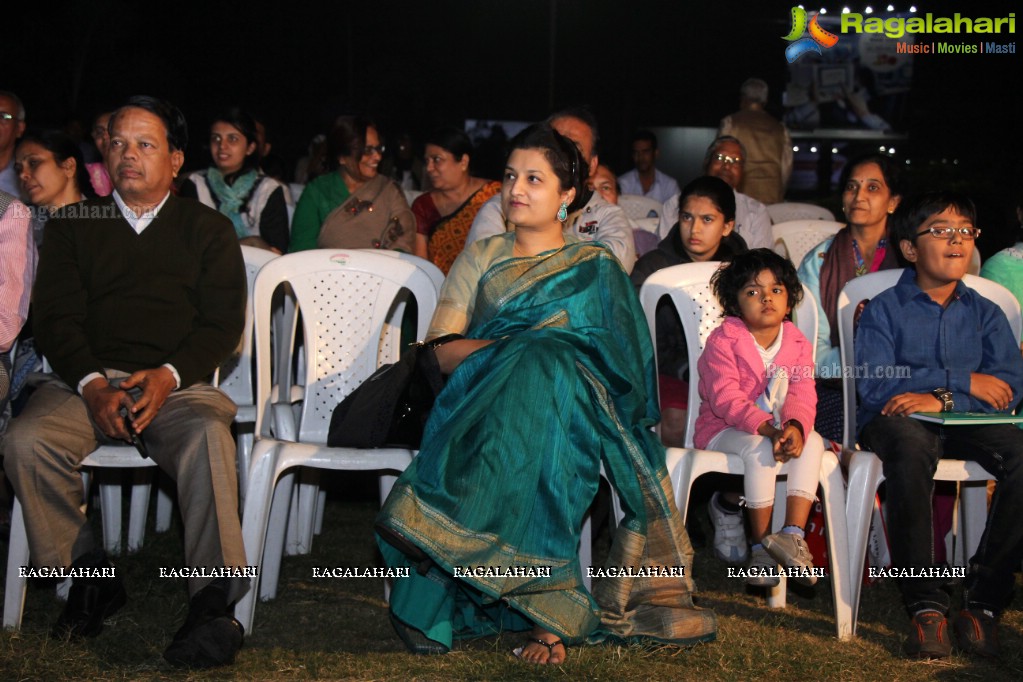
left=694, top=316, right=817, bottom=449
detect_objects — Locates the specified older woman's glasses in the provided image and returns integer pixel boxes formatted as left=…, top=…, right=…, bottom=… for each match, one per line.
left=0, top=112, right=17, bottom=122
left=713, top=153, right=743, bottom=166
left=362, top=144, right=386, bottom=157
left=916, top=226, right=981, bottom=240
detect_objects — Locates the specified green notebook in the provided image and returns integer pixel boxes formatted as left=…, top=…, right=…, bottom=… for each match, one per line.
left=910, top=412, right=1023, bottom=425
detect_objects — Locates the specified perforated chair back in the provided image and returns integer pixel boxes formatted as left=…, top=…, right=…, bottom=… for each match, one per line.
left=772, top=220, right=844, bottom=267
left=767, top=202, right=835, bottom=224
left=252, top=249, right=438, bottom=445
left=217, top=246, right=279, bottom=409
left=618, top=194, right=663, bottom=221
left=364, top=249, right=446, bottom=292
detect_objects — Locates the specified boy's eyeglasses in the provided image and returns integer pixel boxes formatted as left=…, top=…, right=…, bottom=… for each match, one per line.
left=916, top=226, right=981, bottom=240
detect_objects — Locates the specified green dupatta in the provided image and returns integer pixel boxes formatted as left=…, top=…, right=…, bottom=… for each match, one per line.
left=377, top=241, right=716, bottom=650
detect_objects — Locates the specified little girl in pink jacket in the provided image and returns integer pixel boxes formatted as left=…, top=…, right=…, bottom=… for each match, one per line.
left=695, top=249, right=825, bottom=587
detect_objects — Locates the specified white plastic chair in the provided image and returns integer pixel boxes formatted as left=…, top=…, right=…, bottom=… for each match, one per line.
left=217, top=246, right=279, bottom=501
left=274, top=252, right=444, bottom=556
left=3, top=447, right=160, bottom=629
left=838, top=269, right=1021, bottom=636
left=234, top=249, right=440, bottom=632
left=767, top=202, right=836, bottom=224
left=640, top=261, right=853, bottom=639
left=772, top=220, right=844, bottom=268
left=403, top=189, right=424, bottom=206
left=968, top=248, right=982, bottom=276
left=631, top=217, right=660, bottom=234
left=618, top=194, right=663, bottom=222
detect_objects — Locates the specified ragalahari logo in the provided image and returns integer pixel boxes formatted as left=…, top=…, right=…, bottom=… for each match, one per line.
left=783, top=6, right=839, bottom=62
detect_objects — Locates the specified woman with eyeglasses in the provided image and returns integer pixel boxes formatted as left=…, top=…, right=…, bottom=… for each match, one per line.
left=412, top=127, right=500, bottom=274
left=179, top=107, right=289, bottom=253
left=797, top=153, right=905, bottom=442
left=376, top=123, right=716, bottom=664
left=15, top=129, right=97, bottom=244
left=289, top=115, right=414, bottom=253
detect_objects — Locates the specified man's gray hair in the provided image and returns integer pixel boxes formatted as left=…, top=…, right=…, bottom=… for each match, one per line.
left=0, top=90, right=25, bottom=121
left=739, top=78, right=769, bottom=105
left=703, top=135, right=748, bottom=170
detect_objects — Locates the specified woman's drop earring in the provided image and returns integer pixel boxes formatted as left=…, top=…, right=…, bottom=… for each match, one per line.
left=557, top=202, right=568, bottom=223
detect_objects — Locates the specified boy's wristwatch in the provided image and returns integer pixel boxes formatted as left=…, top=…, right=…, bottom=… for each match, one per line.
left=932, top=387, right=954, bottom=412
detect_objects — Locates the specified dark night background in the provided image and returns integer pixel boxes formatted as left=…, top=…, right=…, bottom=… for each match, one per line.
left=5, top=0, right=1021, bottom=249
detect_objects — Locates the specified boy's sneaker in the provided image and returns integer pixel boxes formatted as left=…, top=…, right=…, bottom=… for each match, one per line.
left=745, top=546, right=779, bottom=587
left=761, top=532, right=817, bottom=586
left=952, top=608, right=1000, bottom=658
left=905, top=610, right=951, bottom=659
left=707, top=492, right=748, bottom=563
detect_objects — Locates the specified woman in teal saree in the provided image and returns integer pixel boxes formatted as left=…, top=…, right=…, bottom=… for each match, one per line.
left=376, top=124, right=716, bottom=664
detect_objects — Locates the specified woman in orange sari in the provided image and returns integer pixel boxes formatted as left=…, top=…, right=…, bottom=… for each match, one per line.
left=412, top=127, right=500, bottom=274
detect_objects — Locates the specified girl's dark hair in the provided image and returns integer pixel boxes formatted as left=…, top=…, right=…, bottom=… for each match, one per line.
left=678, top=175, right=736, bottom=223
left=210, top=107, right=260, bottom=172
left=890, top=190, right=978, bottom=246
left=712, top=248, right=804, bottom=320
left=425, top=126, right=473, bottom=164
left=507, top=123, right=587, bottom=212
left=17, top=129, right=97, bottom=200
left=838, top=152, right=905, bottom=199
left=326, top=115, right=374, bottom=171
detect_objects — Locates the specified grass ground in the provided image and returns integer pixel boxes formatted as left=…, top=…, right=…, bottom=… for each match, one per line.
left=2, top=474, right=1021, bottom=681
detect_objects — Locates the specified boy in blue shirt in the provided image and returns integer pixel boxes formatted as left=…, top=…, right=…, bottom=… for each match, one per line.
left=856, top=191, right=1023, bottom=660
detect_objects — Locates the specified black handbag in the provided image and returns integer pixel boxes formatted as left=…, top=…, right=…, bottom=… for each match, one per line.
left=326, top=334, right=461, bottom=449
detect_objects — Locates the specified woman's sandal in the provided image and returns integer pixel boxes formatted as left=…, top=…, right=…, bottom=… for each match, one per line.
left=511, top=637, right=566, bottom=664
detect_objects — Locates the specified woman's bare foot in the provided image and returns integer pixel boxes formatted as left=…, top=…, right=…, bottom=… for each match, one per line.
left=514, top=626, right=566, bottom=664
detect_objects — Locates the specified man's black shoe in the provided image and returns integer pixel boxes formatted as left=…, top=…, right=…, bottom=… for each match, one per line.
left=50, top=553, right=126, bottom=639
left=163, top=581, right=244, bottom=669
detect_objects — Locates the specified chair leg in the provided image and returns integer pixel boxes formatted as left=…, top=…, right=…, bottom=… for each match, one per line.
left=127, top=468, right=154, bottom=553
left=236, top=440, right=284, bottom=633
left=765, top=479, right=787, bottom=610
left=845, top=452, right=885, bottom=638
left=3, top=498, right=30, bottom=630
left=819, top=454, right=853, bottom=640
left=289, top=469, right=319, bottom=555
left=98, top=474, right=123, bottom=556
left=155, top=483, right=174, bottom=533
left=579, top=513, right=593, bottom=592
left=314, top=487, right=326, bottom=536
left=958, top=481, right=988, bottom=566
left=236, top=429, right=254, bottom=504
left=260, top=470, right=295, bottom=601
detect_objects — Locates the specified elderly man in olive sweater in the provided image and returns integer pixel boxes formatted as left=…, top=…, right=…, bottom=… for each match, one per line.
left=3, top=96, right=247, bottom=669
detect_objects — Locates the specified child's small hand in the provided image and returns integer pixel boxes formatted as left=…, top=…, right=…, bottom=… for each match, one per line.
left=773, top=423, right=804, bottom=462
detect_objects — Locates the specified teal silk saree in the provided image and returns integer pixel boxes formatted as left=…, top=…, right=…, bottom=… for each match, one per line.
left=376, top=241, right=717, bottom=651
